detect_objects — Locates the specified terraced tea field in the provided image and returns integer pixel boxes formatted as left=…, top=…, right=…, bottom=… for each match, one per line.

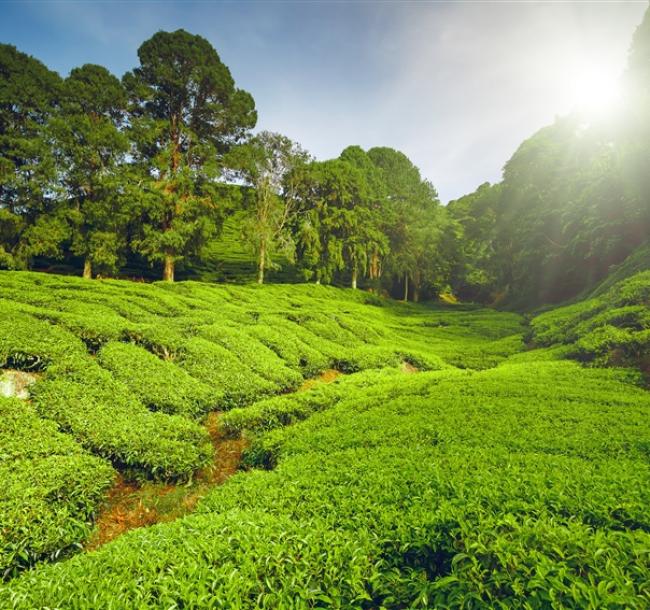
left=0, top=271, right=648, bottom=609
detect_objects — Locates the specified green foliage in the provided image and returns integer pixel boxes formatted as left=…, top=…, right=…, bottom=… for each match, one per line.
left=291, top=157, right=384, bottom=285
left=588, top=240, right=650, bottom=298
left=46, top=63, right=129, bottom=277
left=3, top=361, right=648, bottom=608
left=177, top=337, right=276, bottom=409
left=196, top=324, right=303, bottom=391
left=0, top=397, right=114, bottom=578
left=0, top=306, right=86, bottom=370
left=245, top=322, right=330, bottom=377
left=225, top=131, right=311, bottom=283
left=0, top=270, right=522, bottom=494
left=33, top=354, right=213, bottom=481
left=366, top=146, right=446, bottom=299
left=447, top=182, right=500, bottom=301
left=220, top=368, right=405, bottom=436
left=97, top=342, right=216, bottom=417
left=0, top=44, right=62, bottom=270
left=124, top=29, right=257, bottom=281
left=530, top=271, right=650, bottom=370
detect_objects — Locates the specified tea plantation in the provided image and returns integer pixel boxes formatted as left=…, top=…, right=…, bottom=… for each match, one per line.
left=0, top=270, right=649, bottom=608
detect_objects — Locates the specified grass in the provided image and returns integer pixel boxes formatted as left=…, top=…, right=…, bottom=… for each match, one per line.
left=0, top=269, right=648, bottom=607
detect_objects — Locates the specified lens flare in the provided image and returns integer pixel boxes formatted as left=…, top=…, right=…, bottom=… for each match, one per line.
left=564, top=65, right=621, bottom=119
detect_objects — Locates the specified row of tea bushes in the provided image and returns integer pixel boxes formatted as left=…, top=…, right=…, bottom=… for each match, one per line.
left=0, top=397, right=114, bottom=578
left=220, top=368, right=418, bottom=436
left=97, top=342, right=216, bottom=418
left=176, top=338, right=278, bottom=409
left=0, top=305, right=86, bottom=371
left=530, top=271, right=650, bottom=370
left=195, top=325, right=304, bottom=392
left=2, top=361, right=648, bottom=607
left=32, top=355, right=213, bottom=481
left=0, top=271, right=525, bottom=499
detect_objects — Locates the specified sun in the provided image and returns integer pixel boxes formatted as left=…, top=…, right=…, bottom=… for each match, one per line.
left=563, top=64, right=622, bottom=119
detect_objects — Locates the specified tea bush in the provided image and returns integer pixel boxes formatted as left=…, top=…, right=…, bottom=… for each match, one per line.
left=0, top=306, right=86, bottom=371
left=97, top=342, right=216, bottom=417
left=4, top=269, right=649, bottom=606
left=177, top=337, right=277, bottom=409
left=246, top=323, right=330, bottom=376
left=531, top=271, right=650, bottom=369
left=2, top=361, right=648, bottom=608
left=32, top=355, right=213, bottom=481
left=196, top=325, right=303, bottom=391
left=0, top=397, right=114, bottom=578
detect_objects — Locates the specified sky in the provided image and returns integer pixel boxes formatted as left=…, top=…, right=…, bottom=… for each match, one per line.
left=1, top=0, right=647, bottom=202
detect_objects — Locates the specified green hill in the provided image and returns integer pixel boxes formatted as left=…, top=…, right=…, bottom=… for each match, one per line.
left=589, top=240, right=650, bottom=298
left=0, top=270, right=648, bottom=607
left=179, top=212, right=301, bottom=285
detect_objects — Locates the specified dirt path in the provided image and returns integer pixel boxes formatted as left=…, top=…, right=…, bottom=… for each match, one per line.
left=85, top=367, right=379, bottom=549
left=86, top=411, right=249, bottom=550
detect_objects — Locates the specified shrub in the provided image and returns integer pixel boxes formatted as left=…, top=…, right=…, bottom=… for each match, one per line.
left=177, top=338, right=276, bottom=409
left=0, top=397, right=115, bottom=578
left=246, top=324, right=329, bottom=376
left=97, top=342, right=216, bottom=417
left=0, top=308, right=86, bottom=371
left=3, top=361, right=649, bottom=608
left=196, top=325, right=303, bottom=391
left=32, top=356, right=213, bottom=481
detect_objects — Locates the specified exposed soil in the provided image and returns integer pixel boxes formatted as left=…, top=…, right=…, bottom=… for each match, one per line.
left=87, top=367, right=357, bottom=549
left=298, top=368, right=343, bottom=392
left=400, top=361, right=420, bottom=374
left=85, top=477, right=163, bottom=550
left=86, top=411, right=249, bottom=550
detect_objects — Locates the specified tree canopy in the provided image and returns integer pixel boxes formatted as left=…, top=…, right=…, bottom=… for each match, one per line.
left=1, top=5, right=650, bottom=304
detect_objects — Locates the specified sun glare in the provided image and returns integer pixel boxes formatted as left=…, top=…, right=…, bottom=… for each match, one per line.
left=564, top=65, right=622, bottom=119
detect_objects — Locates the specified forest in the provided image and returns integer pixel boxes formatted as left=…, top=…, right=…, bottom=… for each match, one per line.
left=2, top=9, right=648, bottom=308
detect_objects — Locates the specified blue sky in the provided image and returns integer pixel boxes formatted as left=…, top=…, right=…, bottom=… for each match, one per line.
left=1, top=1, right=647, bottom=201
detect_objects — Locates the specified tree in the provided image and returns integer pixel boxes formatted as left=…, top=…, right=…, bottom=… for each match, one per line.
left=367, top=147, right=442, bottom=300
left=123, top=29, right=256, bottom=281
left=339, top=146, right=390, bottom=289
left=291, top=156, right=386, bottom=288
left=0, top=44, right=61, bottom=269
left=226, top=131, right=311, bottom=283
left=447, top=182, right=500, bottom=302
left=45, top=64, right=129, bottom=278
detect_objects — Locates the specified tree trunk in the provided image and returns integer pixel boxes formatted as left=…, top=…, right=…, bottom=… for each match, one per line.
left=351, top=266, right=357, bottom=290
left=163, top=255, right=175, bottom=282
left=82, top=259, right=92, bottom=279
left=257, top=240, right=266, bottom=284
left=413, top=287, right=420, bottom=303
left=403, top=274, right=409, bottom=302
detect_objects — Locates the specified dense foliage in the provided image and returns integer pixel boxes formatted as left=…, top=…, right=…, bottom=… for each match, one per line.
left=529, top=270, right=650, bottom=375
left=0, top=397, right=114, bottom=579
left=0, top=267, right=648, bottom=604
left=2, top=357, right=648, bottom=608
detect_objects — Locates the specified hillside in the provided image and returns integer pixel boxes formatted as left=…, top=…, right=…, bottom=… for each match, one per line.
left=0, top=271, right=649, bottom=608
left=179, top=213, right=301, bottom=285
left=589, top=240, right=650, bottom=298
